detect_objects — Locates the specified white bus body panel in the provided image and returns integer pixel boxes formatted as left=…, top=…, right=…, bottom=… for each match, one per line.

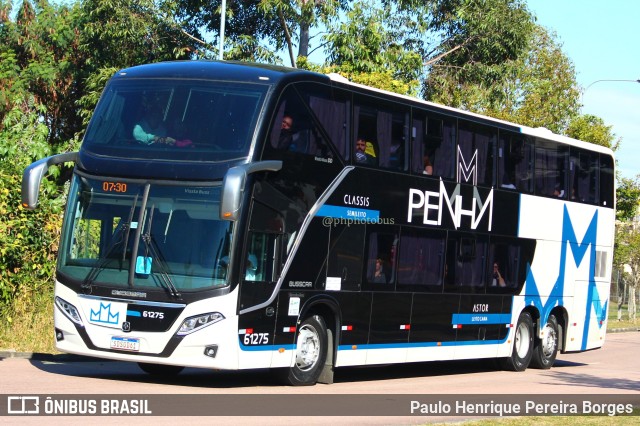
left=54, top=283, right=244, bottom=370
left=518, top=195, right=613, bottom=351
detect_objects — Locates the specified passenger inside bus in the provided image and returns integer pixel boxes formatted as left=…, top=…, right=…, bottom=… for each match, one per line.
left=423, top=154, right=433, bottom=175
left=372, top=258, right=387, bottom=283
left=245, top=253, right=258, bottom=281
left=275, top=114, right=297, bottom=150
left=133, top=105, right=177, bottom=146
left=355, top=138, right=375, bottom=165
left=491, top=261, right=507, bottom=287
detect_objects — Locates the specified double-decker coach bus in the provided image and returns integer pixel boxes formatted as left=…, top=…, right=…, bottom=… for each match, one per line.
left=22, top=61, right=615, bottom=385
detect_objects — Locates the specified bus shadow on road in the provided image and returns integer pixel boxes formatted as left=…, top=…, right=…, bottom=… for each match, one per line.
left=520, top=359, right=639, bottom=392
left=28, top=356, right=520, bottom=389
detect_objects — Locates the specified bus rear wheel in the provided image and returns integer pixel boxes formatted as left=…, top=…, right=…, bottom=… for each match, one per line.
left=530, top=314, right=559, bottom=369
left=281, top=315, right=328, bottom=386
left=138, top=362, right=184, bottom=376
left=500, top=311, right=533, bottom=372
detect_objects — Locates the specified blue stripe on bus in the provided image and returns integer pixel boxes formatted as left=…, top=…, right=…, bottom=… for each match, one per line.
left=451, top=313, right=512, bottom=325
left=316, top=204, right=380, bottom=221
left=337, top=338, right=508, bottom=351
left=239, top=338, right=510, bottom=352
left=239, top=344, right=296, bottom=352
left=126, top=310, right=141, bottom=317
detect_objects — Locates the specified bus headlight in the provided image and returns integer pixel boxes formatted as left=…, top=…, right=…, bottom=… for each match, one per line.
left=55, top=296, right=84, bottom=326
left=176, top=312, right=225, bottom=336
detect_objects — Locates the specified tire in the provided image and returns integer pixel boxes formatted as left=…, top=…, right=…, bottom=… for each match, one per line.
left=281, top=315, right=328, bottom=386
left=138, top=362, right=184, bottom=376
left=500, top=311, right=534, bottom=372
left=530, top=314, right=559, bottom=369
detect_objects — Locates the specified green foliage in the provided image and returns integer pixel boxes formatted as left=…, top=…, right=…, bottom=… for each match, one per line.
left=425, top=0, right=535, bottom=102
left=4, top=0, right=86, bottom=147
left=299, top=58, right=418, bottom=97
left=0, top=168, right=62, bottom=319
left=81, top=0, right=194, bottom=68
left=566, top=114, right=619, bottom=150
left=0, top=89, right=61, bottom=326
left=322, top=2, right=422, bottom=94
left=428, top=25, right=581, bottom=135
left=223, top=35, right=283, bottom=65
left=616, top=176, right=640, bottom=223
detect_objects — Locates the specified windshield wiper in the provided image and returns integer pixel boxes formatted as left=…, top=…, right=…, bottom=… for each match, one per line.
left=81, top=194, right=139, bottom=292
left=140, top=204, right=181, bottom=298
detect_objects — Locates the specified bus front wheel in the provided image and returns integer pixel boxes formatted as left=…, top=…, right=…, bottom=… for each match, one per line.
left=530, top=314, right=559, bottom=369
left=282, top=315, right=328, bottom=386
left=500, top=311, right=534, bottom=372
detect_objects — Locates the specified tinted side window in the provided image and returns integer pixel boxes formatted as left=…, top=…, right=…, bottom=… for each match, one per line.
left=354, top=95, right=409, bottom=170
left=411, top=110, right=456, bottom=179
left=599, top=154, right=615, bottom=208
left=535, top=139, right=568, bottom=198
left=570, top=148, right=598, bottom=204
left=498, top=131, right=534, bottom=193
left=457, top=121, right=497, bottom=186
left=487, top=240, right=520, bottom=289
left=365, top=227, right=399, bottom=287
left=267, top=86, right=336, bottom=158
left=327, top=224, right=364, bottom=291
left=297, top=83, right=350, bottom=161
left=397, top=227, right=445, bottom=291
left=444, top=234, right=488, bottom=291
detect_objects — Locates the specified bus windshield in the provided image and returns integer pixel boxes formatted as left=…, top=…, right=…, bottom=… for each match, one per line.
left=58, top=175, right=232, bottom=293
left=82, top=78, right=268, bottom=162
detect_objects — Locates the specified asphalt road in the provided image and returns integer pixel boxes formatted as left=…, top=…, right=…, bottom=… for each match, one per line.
left=1, top=331, right=638, bottom=425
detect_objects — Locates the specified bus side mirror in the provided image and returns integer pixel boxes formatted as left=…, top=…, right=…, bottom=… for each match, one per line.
left=220, top=160, right=282, bottom=221
left=21, top=152, right=78, bottom=210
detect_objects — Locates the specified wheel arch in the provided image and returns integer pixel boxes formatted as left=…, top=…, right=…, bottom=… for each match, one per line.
left=548, top=306, right=568, bottom=352
left=297, top=294, right=342, bottom=383
left=525, top=305, right=568, bottom=352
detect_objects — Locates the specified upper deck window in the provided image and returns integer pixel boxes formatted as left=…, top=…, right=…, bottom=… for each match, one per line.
left=353, top=95, right=409, bottom=171
left=266, top=84, right=347, bottom=160
left=83, top=79, right=268, bottom=162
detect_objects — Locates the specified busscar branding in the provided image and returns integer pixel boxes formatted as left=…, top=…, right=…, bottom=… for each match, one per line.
left=112, top=290, right=147, bottom=298
left=289, top=281, right=312, bottom=288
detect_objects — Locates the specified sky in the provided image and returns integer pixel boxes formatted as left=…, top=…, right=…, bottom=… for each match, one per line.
left=527, top=0, right=640, bottom=179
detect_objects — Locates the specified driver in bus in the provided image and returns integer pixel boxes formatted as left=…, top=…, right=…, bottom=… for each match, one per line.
left=133, top=105, right=176, bottom=146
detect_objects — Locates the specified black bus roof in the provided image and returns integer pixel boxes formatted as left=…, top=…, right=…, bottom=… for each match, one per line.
left=113, top=60, right=328, bottom=85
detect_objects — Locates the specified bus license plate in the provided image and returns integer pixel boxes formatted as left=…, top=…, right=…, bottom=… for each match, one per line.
left=110, top=336, right=140, bottom=351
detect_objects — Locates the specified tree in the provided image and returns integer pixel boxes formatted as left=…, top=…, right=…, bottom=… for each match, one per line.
left=615, top=223, right=640, bottom=323
left=613, top=176, right=640, bottom=323
left=616, top=176, right=640, bottom=223
left=321, top=2, right=422, bottom=94
left=81, top=0, right=195, bottom=68
left=428, top=24, right=581, bottom=135
left=566, top=114, right=619, bottom=150
left=424, top=0, right=535, bottom=104
left=173, top=0, right=335, bottom=66
left=0, top=0, right=85, bottom=148
left=258, top=0, right=349, bottom=67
